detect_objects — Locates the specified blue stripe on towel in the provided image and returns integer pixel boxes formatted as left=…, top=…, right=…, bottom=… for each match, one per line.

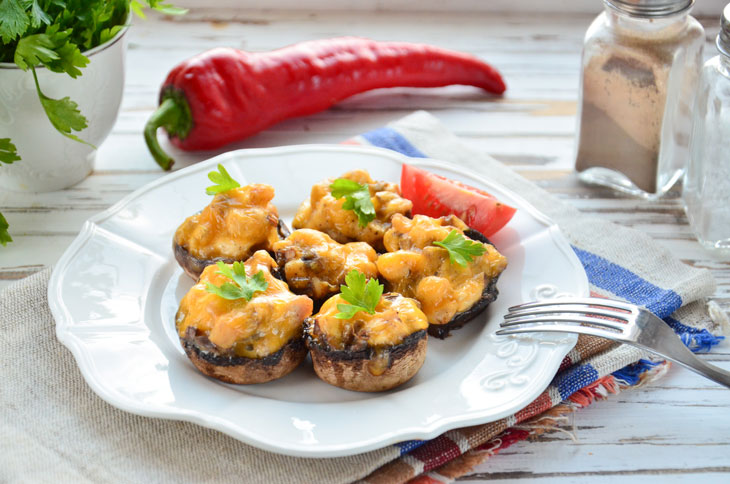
left=395, top=440, right=426, bottom=455
left=553, top=363, right=600, bottom=400
left=361, top=127, right=427, bottom=158
left=571, top=246, right=682, bottom=319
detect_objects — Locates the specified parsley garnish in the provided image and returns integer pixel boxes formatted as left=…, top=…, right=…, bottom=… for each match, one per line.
left=204, top=261, right=268, bottom=301
left=330, top=178, right=376, bottom=228
left=205, top=164, right=240, bottom=195
left=0, top=213, right=12, bottom=247
left=335, top=270, right=384, bottom=319
left=433, top=230, right=487, bottom=267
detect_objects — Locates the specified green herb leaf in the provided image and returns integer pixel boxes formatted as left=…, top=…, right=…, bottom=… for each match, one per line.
left=205, top=261, right=269, bottom=301
left=28, top=0, right=51, bottom=29
left=31, top=67, right=93, bottom=147
left=0, top=212, right=11, bottom=246
left=0, top=0, right=29, bottom=44
left=47, top=37, right=88, bottom=78
left=206, top=164, right=240, bottom=195
left=329, top=178, right=375, bottom=228
left=0, top=138, right=20, bottom=164
left=334, top=270, right=383, bottom=319
left=433, top=230, right=487, bottom=267
left=14, top=33, right=59, bottom=69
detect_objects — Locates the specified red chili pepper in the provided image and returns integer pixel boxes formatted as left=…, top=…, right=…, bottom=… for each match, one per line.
left=144, top=37, right=506, bottom=170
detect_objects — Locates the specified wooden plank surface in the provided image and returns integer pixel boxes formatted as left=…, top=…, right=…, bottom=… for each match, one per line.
left=0, top=9, right=728, bottom=483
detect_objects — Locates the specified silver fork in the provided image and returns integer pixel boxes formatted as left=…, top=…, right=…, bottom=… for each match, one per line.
left=496, top=297, right=730, bottom=388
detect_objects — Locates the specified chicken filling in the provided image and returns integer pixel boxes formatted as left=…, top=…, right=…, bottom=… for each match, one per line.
left=273, top=229, right=378, bottom=301
left=174, top=183, right=281, bottom=261
left=176, top=251, right=313, bottom=358
left=292, top=169, right=412, bottom=252
left=376, top=214, right=507, bottom=326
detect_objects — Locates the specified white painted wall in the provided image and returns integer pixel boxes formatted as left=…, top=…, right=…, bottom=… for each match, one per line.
left=173, top=0, right=727, bottom=16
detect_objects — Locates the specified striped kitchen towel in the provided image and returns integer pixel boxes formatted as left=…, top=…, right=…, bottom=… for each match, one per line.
left=348, top=111, right=725, bottom=484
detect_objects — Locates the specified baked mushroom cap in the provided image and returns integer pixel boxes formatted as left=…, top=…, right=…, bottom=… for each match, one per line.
left=377, top=214, right=508, bottom=339
left=174, top=219, right=289, bottom=280
left=307, top=328, right=427, bottom=392
left=305, top=292, right=429, bottom=392
left=181, top=327, right=307, bottom=384
left=173, top=183, right=289, bottom=280
left=176, top=251, right=313, bottom=384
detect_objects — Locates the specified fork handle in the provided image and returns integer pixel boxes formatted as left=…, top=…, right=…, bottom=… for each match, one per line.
left=666, top=350, right=730, bottom=388
left=650, top=334, right=730, bottom=388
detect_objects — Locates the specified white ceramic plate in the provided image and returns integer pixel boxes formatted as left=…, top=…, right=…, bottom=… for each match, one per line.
left=50, top=145, right=588, bottom=457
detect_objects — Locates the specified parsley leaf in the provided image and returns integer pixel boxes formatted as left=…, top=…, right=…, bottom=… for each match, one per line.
left=32, top=67, right=93, bottom=147
left=335, top=270, right=384, bottom=319
left=206, top=164, right=240, bottom=195
left=28, top=0, right=51, bottom=29
left=0, top=138, right=20, bottom=164
left=14, top=33, right=58, bottom=70
left=0, top=212, right=11, bottom=246
left=433, top=230, right=487, bottom=267
left=205, top=261, right=268, bottom=301
left=329, top=178, right=376, bottom=228
left=0, top=0, right=29, bottom=44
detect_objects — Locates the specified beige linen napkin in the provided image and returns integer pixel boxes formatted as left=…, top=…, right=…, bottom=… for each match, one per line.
left=0, top=270, right=396, bottom=484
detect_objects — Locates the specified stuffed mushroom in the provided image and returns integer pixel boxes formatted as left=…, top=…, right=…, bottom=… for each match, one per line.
left=176, top=250, right=313, bottom=384
left=292, top=169, right=412, bottom=252
left=376, top=214, right=507, bottom=338
left=173, top=178, right=288, bottom=280
left=305, top=271, right=428, bottom=392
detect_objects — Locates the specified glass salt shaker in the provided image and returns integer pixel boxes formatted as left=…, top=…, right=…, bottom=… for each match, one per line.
left=574, top=0, right=704, bottom=198
left=683, top=4, right=730, bottom=253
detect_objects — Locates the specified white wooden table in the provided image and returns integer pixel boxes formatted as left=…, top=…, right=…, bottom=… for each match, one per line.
left=1, top=9, right=728, bottom=482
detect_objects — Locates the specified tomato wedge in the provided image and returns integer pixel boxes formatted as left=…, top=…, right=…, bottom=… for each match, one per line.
left=400, top=164, right=516, bottom=237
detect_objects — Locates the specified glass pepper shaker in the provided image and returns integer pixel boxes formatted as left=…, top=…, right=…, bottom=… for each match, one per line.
left=682, top=4, right=730, bottom=253
left=574, top=0, right=704, bottom=198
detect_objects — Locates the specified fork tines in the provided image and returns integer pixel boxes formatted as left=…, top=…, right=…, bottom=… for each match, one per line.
left=497, top=297, right=637, bottom=338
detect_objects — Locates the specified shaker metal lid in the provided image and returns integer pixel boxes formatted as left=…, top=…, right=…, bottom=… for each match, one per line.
left=605, top=0, right=694, bottom=18
left=718, top=3, right=730, bottom=57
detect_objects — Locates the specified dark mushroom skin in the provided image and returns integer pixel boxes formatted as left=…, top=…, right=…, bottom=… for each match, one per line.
left=305, top=292, right=429, bottom=392
left=175, top=251, right=313, bottom=384
left=272, top=229, right=378, bottom=306
left=181, top=327, right=307, bottom=384
left=292, top=169, right=413, bottom=252
left=377, top=214, right=508, bottom=339
left=173, top=183, right=288, bottom=280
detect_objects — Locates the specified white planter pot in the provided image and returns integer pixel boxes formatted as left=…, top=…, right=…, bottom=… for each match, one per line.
left=0, top=27, right=127, bottom=192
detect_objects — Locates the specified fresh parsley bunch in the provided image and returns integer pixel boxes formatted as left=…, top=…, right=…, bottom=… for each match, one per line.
left=0, top=0, right=185, bottom=246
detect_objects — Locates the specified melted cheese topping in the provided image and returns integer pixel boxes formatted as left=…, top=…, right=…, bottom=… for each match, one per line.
left=176, top=251, right=313, bottom=358
left=273, top=229, right=378, bottom=301
left=292, top=170, right=412, bottom=252
left=377, top=214, right=508, bottom=326
left=174, top=184, right=281, bottom=260
left=311, top=293, right=428, bottom=350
